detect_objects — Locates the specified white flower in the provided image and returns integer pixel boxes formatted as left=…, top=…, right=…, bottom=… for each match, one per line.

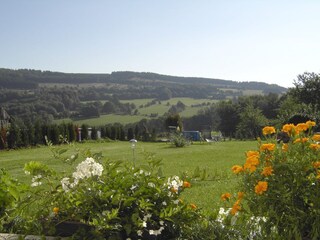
left=61, top=177, right=71, bottom=192
left=130, top=185, right=138, bottom=191
left=166, top=176, right=183, bottom=193
left=137, top=230, right=143, bottom=236
left=31, top=181, right=42, bottom=187
left=162, top=201, right=167, bottom=206
left=148, top=182, right=155, bottom=188
left=142, top=221, right=147, bottom=227
left=31, top=174, right=42, bottom=187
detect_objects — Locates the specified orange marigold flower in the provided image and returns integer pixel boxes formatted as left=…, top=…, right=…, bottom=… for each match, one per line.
left=231, top=165, right=243, bottom=174
left=312, top=161, right=320, bottom=169
left=221, top=192, right=231, bottom=201
left=244, top=163, right=257, bottom=173
left=282, top=124, right=295, bottom=135
left=260, top=143, right=276, bottom=151
left=293, top=137, right=309, bottom=144
left=312, top=134, right=320, bottom=142
left=306, top=120, right=316, bottom=128
left=310, top=144, right=320, bottom=151
left=183, top=181, right=191, bottom=188
left=255, top=181, right=268, bottom=195
left=231, top=200, right=241, bottom=215
left=261, top=166, right=273, bottom=176
left=53, top=207, right=59, bottom=215
left=246, top=155, right=260, bottom=165
left=262, top=126, right=276, bottom=136
left=282, top=143, right=288, bottom=152
left=246, top=151, right=260, bottom=158
left=237, top=192, right=245, bottom=200
left=190, top=203, right=197, bottom=209
left=296, top=123, right=309, bottom=132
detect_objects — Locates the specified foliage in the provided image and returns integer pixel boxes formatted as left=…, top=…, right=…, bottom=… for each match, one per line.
left=6, top=147, right=202, bottom=239
left=0, top=169, right=24, bottom=232
left=170, top=131, right=189, bottom=148
left=229, top=121, right=320, bottom=239
left=289, top=72, right=320, bottom=111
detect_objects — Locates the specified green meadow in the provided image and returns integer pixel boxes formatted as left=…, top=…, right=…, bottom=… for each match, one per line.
left=0, top=140, right=257, bottom=213
left=55, top=97, right=218, bottom=126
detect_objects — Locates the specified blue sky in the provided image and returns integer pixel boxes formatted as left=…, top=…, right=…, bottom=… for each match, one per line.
left=1, top=1, right=320, bottom=88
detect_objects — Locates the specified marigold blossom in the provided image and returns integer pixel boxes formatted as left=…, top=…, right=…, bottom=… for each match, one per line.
left=260, top=143, right=276, bottom=151
left=231, top=200, right=241, bottom=215
left=282, top=124, right=295, bottom=135
left=310, top=144, right=320, bottom=151
left=190, top=203, right=197, bottom=209
left=262, top=126, right=276, bottom=136
left=255, top=181, right=268, bottom=195
left=221, top=192, right=231, bottom=201
left=295, top=123, right=309, bottom=133
left=313, top=162, right=320, bottom=169
left=246, top=151, right=260, bottom=158
left=294, top=137, right=309, bottom=144
left=231, top=165, right=243, bottom=174
left=306, top=120, right=316, bottom=128
left=183, top=181, right=191, bottom=188
left=312, top=134, right=320, bottom=142
left=261, top=166, right=273, bottom=176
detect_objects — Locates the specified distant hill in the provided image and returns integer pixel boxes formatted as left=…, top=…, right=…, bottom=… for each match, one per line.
left=0, top=68, right=286, bottom=94
left=0, top=68, right=287, bottom=123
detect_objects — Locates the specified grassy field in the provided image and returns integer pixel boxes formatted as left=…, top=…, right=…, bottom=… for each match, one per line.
left=0, top=140, right=257, bottom=213
left=55, top=97, right=218, bottom=126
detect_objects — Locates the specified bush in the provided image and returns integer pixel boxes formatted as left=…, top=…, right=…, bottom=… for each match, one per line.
left=7, top=148, right=202, bottom=239
left=228, top=121, right=320, bottom=239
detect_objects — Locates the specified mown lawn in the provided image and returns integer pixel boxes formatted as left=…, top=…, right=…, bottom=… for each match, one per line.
left=0, top=140, right=257, bottom=213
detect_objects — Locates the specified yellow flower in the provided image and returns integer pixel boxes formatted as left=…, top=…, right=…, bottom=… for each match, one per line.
left=310, top=144, right=320, bottom=151
left=261, top=166, right=273, bottom=176
left=262, top=126, right=276, bottom=136
left=246, top=151, right=260, bottom=158
left=293, top=137, right=309, bottom=144
left=183, top=181, right=191, bottom=188
left=312, top=134, right=320, bottom=142
left=282, top=124, right=295, bottom=135
left=221, top=192, right=231, bottom=201
left=53, top=207, right=59, bottom=215
left=306, top=120, right=316, bottom=128
left=231, top=165, right=243, bottom=174
left=295, top=123, right=309, bottom=133
left=231, top=200, right=241, bottom=215
left=255, top=181, right=268, bottom=195
left=260, top=143, right=276, bottom=151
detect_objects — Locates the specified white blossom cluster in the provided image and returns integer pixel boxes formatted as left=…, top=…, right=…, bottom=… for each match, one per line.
left=61, top=157, right=104, bottom=192
left=137, top=213, right=165, bottom=237
left=31, top=174, right=42, bottom=187
left=166, top=176, right=183, bottom=197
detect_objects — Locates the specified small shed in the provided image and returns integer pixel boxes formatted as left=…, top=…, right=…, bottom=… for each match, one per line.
left=182, top=131, right=201, bottom=141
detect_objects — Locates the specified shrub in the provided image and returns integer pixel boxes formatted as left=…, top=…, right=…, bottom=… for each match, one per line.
left=228, top=121, right=320, bottom=239
left=7, top=148, right=201, bottom=239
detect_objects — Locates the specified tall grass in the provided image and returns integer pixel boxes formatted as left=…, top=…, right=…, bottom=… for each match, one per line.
left=0, top=140, right=257, bottom=212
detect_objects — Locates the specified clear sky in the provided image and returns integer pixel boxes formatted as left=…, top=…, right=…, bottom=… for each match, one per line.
left=1, top=1, right=320, bottom=88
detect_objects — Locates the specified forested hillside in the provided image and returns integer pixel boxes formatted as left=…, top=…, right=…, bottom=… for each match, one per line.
left=0, top=68, right=286, bottom=123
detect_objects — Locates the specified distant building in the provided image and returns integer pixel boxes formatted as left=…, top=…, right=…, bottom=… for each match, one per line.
left=182, top=131, right=202, bottom=141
